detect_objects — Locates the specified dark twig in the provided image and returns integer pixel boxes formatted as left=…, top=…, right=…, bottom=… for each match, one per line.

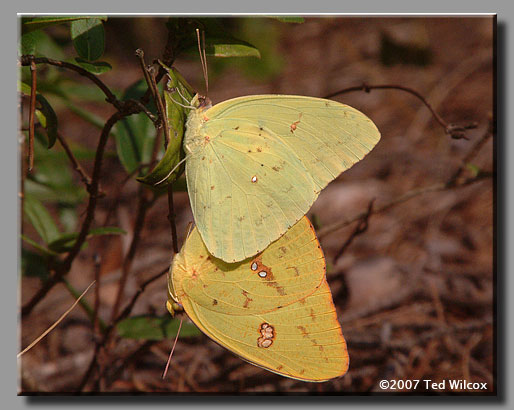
left=319, top=122, right=492, bottom=240
left=56, top=131, right=92, bottom=189
left=92, top=254, right=102, bottom=336
left=318, top=173, right=490, bottom=240
left=449, top=119, right=493, bottom=183
left=168, top=184, right=179, bottom=254
left=333, top=199, right=374, bottom=264
left=20, top=56, right=122, bottom=110
left=21, top=111, right=125, bottom=318
left=109, top=187, right=151, bottom=322
left=28, top=59, right=37, bottom=171
left=325, top=83, right=477, bottom=140
left=136, top=49, right=171, bottom=148
left=127, top=98, right=159, bottom=124
left=138, top=22, right=179, bottom=106
left=78, top=266, right=168, bottom=391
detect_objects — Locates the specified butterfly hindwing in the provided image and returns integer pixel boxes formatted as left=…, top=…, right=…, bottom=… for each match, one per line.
left=186, top=118, right=317, bottom=263
left=170, top=216, right=349, bottom=382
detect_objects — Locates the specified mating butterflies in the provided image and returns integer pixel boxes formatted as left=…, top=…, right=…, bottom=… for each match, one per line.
left=184, top=94, right=380, bottom=263
left=167, top=216, right=349, bottom=382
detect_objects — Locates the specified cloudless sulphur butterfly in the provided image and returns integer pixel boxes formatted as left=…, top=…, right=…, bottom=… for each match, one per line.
left=184, top=94, right=380, bottom=263
left=167, top=216, right=349, bottom=382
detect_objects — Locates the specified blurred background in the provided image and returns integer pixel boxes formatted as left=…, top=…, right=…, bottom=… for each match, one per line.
left=19, top=16, right=494, bottom=393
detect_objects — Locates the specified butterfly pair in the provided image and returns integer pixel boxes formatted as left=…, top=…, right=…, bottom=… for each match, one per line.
left=163, top=92, right=380, bottom=382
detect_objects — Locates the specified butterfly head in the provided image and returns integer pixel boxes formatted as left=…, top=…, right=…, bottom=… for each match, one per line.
left=191, top=94, right=212, bottom=111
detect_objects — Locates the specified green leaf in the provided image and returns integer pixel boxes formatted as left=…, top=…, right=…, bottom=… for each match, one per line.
left=178, top=18, right=261, bottom=58
left=21, top=235, right=59, bottom=257
left=18, top=85, right=58, bottom=148
left=47, top=226, right=126, bottom=253
left=23, top=194, right=60, bottom=244
left=74, top=58, right=112, bottom=75
left=48, top=80, right=116, bottom=102
left=71, top=18, right=105, bottom=61
left=202, top=37, right=261, bottom=58
left=208, top=18, right=284, bottom=81
left=117, top=315, right=201, bottom=340
left=26, top=134, right=87, bottom=205
left=269, top=16, right=305, bottom=23
left=137, top=66, right=190, bottom=186
left=21, top=16, right=107, bottom=34
left=17, top=81, right=32, bottom=95
left=66, top=100, right=114, bottom=131
left=35, top=94, right=58, bottom=148
left=21, top=247, right=52, bottom=279
left=20, top=30, right=38, bottom=55
left=114, top=80, right=159, bottom=175
left=59, top=206, right=78, bottom=232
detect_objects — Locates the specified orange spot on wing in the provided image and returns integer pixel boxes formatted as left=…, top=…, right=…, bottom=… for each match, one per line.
left=290, top=113, right=303, bottom=133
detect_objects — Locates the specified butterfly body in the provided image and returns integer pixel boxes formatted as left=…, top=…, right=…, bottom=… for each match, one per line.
left=183, top=94, right=381, bottom=263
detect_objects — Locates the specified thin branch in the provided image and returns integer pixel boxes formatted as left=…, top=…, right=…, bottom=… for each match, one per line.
left=18, top=281, right=96, bottom=357
left=319, top=121, right=493, bottom=240
left=28, top=59, right=37, bottom=171
left=324, top=83, right=477, bottom=140
left=127, top=98, right=159, bottom=124
left=109, top=187, right=151, bottom=322
left=449, top=119, right=493, bottom=183
left=56, top=131, right=92, bottom=189
left=92, top=254, right=102, bottom=336
left=138, top=21, right=179, bottom=106
left=77, top=266, right=168, bottom=391
left=136, top=49, right=170, bottom=148
left=332, top=199, right=374, bottom=264
left=20, top=56, right=122, bottom=110
left=318, top=173, right=490, bottom=240
left=168, top=184, right=179, bottom=254
left=21, top=111, right=125, bottom=318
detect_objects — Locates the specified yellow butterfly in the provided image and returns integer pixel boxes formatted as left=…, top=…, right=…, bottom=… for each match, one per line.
left=184, top=94, right=380, bottom=263
left=167, top=216, right=349, bottom=382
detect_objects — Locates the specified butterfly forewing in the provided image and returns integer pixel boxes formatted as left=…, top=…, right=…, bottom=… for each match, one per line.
left=205, top=95, right=381, bottom=191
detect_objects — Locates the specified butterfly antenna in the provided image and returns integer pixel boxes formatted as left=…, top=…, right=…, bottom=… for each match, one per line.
left=155, top=155, right=189, bottom=186
left=168, top=92, right=194, bottom=110
left=196, top=28, right=209, bottom=94
left=175, top=86, right=192, bottom=105
left=162, top=315, right=183, bottom=379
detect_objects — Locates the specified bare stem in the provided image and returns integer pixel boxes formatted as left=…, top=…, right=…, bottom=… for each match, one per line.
left=20, top=56, right=122, bottom=110
left=168, top=184, right=179, bottom=254
left=109, top=187, right=151, bottom=322
left=21, top=112, right=124, bottom=318
left=56, top=131, right=92, bottom=189
left=28, top=59, right=37, bottom=171
left=325, top=83, right=477, bottom=140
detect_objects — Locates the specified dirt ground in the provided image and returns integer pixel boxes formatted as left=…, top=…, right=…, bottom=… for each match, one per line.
left=19, top=16, right=495, bottom=394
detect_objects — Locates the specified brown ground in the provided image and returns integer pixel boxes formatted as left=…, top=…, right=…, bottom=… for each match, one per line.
left=19, top=16, right=494, bottom=394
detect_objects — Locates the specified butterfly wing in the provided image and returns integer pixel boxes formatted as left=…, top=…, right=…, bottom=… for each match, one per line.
left=185, top=95, right=380, bottom=262
left=170, top=217, right=349, bottom=382
left=205, top=95, right=381, bottom=191
left=185, top=118, right=317, bottom=263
